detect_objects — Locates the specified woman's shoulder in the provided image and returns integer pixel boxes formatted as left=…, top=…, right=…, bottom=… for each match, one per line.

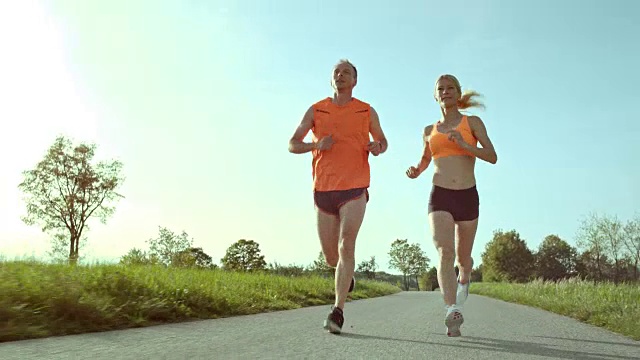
left=423, top=123, right=436, bottom=136
left=465, top=114, right=483, bottom=124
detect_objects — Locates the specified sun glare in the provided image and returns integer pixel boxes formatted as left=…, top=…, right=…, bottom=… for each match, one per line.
left=0, top=1, right=101, bottom=253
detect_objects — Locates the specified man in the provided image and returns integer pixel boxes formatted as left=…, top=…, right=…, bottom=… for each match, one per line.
left=288, top=59, right=388, bottom=334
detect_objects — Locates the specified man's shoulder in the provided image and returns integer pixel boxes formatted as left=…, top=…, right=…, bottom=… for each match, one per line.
left=311, top=97, right=332, bottom=109
left=351, top=97, right=371, bottom=108
left=348, top=98, right=372, bottom=116
left=310, top=97, right=371, bottom=111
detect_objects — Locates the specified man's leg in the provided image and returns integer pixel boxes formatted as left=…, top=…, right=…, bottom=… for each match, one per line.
left=322, top=190, right=367, bottom=334
left=334, top=192, right=367, bottom=310
left=316, top=209, right=340, bottom=268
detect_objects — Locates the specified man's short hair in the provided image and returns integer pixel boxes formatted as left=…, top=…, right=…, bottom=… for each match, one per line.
left=336, top=59, right=357, bottom=80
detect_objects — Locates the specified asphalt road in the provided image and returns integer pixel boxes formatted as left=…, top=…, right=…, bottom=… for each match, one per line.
left=1, top=292, right=638, bottom=359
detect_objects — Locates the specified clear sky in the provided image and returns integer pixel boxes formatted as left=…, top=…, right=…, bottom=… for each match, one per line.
left=1, top=0, right=638, bottom=274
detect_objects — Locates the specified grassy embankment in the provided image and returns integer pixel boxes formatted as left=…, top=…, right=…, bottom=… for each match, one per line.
left=0, top=259, right=401, bottom=342
left=470, top=279, right=640, bottom=341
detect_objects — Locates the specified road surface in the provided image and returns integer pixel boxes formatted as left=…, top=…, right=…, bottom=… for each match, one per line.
left=1, top=292, right=638, bottom=359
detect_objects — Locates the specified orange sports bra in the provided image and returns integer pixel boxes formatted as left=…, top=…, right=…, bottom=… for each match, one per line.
left=429, top=115, right=477, bottom=159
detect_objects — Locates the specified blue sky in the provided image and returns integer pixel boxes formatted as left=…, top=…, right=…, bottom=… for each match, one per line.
left=1, top=0, right=638, bottom=273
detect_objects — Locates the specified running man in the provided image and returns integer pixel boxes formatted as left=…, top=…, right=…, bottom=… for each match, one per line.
left=288, top=59, right=388, bottom=334
left=406, top=74, right=497, bottom=337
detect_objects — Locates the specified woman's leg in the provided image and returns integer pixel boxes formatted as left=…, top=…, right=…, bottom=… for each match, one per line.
left=429, top=211, right=457, bottom=306
left=454, top=185, right=480, bottom=305
left=455, top=218, right=478, bottom=305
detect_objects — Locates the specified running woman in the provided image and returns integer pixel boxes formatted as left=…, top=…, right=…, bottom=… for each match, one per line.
left=406, top=74, right=497, bottom=337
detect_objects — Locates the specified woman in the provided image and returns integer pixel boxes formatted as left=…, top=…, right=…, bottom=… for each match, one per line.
left=406, top=74, right=497, bottom=337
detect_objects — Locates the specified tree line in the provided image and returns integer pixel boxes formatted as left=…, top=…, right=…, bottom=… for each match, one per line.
left=118, top=225, right=387, bottom=281
left=117, top=213, right=640, bottom=288
left=481, top=212, right=639, bottom=284
left=13, top=136, right=640, bottom=288
left=385, top=211, right=640, bottom=288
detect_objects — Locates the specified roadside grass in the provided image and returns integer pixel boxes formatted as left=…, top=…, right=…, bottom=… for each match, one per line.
left=470, top=278, right=640, bottom=341
left=0, top=259, right=401, bottom=342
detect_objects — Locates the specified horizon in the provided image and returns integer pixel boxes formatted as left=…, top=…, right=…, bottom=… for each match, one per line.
left=1, top=1, right=639, bottom=274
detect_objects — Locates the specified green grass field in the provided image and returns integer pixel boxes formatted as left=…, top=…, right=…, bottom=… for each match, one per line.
left=3, top=259, right=638, bottom=343
left=470, top=279, right=640, bottom=341
left=0, top=259, right=401, bottom=343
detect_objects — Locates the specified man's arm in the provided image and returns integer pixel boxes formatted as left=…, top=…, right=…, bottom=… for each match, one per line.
left=288, top=106, right=317, bottom=154
left=369, top=107, right=388, bottom=154
left=464, top=116, right=498, bottom=164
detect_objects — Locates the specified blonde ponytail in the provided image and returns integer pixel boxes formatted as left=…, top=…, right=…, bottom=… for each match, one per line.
left=458, top=90, right=485, bottom=110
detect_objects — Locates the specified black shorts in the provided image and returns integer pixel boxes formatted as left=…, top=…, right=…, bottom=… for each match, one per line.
left=428, top=185, right=479, bottom=221
left=314, top=187, right=369, bottom=216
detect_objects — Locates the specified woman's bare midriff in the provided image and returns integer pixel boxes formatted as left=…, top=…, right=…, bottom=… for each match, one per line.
left=432, top=155, right=476, bottom=190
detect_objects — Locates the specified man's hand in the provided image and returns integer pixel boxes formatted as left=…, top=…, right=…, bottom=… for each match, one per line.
left=367, top=141, right=382, bottom=156
left=406, top=166, right=421, bottom=179
left=316, top=135, right=335, bottom=151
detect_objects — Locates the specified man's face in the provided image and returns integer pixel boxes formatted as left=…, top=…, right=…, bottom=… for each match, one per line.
left=332, top=63, right=356, bottom=91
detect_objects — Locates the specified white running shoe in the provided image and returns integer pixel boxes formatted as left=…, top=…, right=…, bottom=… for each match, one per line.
left=456, top=279, right=470, bottom=306
left=444, top=305, right=464, bottom=337
left=456, top=258, right=474, bottom=306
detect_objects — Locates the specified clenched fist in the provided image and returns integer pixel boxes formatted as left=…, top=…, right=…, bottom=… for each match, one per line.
left=315, top=135, right=335, bottom=151
left=367, top=141, right=382, bottom=156
left=406, top=166, right=421, bottom=179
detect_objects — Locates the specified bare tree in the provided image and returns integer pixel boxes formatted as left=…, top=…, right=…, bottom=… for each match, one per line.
left=575, top=213, right=609, bottom=281
left=623, top=214, right=640, bottom=281
left=597, top=214, right=625, bottom=283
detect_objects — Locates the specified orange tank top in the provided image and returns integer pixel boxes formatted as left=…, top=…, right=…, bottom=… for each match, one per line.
left=311, top=97, right=371, bottom=191
left=429, top=115, right=477, bottom=159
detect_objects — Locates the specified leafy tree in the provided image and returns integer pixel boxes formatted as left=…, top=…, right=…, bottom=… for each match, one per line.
left=221, top=239, right=267, bottom=271
left=147, top=226, right=194, bottom=266
left=616, top=257, right=639, bottom=283
left=407, top=243, right=430, bottom=290
left=575, top=250, right=613, bottom=281
left=357, top=256, right=378, bottom=279
left=308, top=251, right=334, bottom=277
left=172, top=247, right=216, bottom=269
left=120, top=248, right=160, bottom=266
left=268, top=262, right=305, bottom=277
left=481, top=229, right=535, bottom=283
left=389, top=239, right=412, bottom=290
left=470, top=264, right=483, bottom=282
left=535, top=235, right=578, bottom=281
left=18, top=136, right=124, bottom=264
left=419, top=266, right=438, bottom=291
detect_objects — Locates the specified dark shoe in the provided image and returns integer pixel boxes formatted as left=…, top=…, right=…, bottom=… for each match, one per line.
left=323, top=306, right=344, bottom=334
left=348, top=277, right=355, bottom=293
